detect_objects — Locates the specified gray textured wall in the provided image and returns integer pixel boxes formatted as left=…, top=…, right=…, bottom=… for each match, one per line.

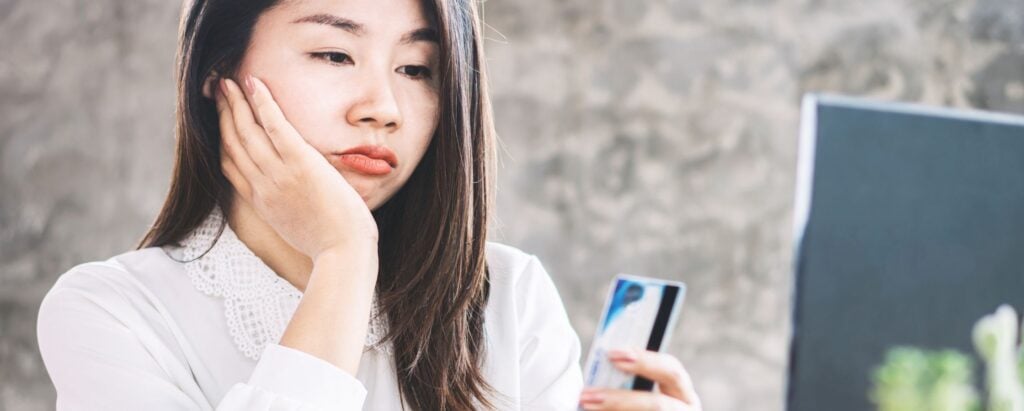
left=1, top=0, right=1022, bottom=410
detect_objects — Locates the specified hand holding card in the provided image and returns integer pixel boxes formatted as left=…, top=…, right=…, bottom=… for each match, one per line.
left=578, top=274, right=701, bottom=411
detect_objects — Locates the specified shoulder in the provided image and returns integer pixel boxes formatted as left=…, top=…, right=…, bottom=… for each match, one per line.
left=484, top=241, right=568, bottom=313
left=485, top=241, right=537, bottom=280
left=37, top=247, right=181, bottom=327
left=484, top=241, right=552, bottom=289
left=41, top=248, right=173, bottom=301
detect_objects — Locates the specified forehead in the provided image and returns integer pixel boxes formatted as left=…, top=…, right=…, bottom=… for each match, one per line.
left=268, top=0, right=434, bottom=33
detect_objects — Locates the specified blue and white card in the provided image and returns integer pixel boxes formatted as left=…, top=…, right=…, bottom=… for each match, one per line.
left=581, top=274, right=686, bottom=392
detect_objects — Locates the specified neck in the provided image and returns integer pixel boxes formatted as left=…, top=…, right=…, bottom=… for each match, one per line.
left=225, top=196, right=314, bottom=293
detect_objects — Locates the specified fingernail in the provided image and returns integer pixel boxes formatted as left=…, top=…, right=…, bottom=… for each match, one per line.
left=244, top=75, right=255, bottom=96
left=579, top=391, right=605, bottom=405
left=218, top=78, right=228, bottom=95
left=608, top=349, right=637, bottom=362
left=579, top=392, right=604, bottom=402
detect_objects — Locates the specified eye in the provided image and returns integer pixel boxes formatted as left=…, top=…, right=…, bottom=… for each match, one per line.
left=397, top=65, right=432, bottom=80
left=310, top=51, right=352, bottom=66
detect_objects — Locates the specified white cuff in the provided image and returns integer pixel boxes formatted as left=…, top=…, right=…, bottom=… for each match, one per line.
left=248, top=343, right=367, bottom=410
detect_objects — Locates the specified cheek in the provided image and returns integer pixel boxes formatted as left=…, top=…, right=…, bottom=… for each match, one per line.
left=391, top=90, right=440, bottom=176
left=262, top=75, right=341, bottom=151
left=395, top=88, right=440, bottom=160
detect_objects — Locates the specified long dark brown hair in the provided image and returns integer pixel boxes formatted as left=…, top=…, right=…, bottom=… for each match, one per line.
left=137, top=0, right=499, bottom=409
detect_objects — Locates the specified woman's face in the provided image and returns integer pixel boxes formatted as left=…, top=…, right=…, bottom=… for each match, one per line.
left=235, top=0, right=440, bottom=210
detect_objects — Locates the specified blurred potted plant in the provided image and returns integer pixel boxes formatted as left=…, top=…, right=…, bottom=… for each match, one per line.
left=871, top=305, right=1024, bottom=411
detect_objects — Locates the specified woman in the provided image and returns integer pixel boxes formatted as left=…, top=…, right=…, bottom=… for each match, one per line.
left=36, top=0, right=702, bottom=409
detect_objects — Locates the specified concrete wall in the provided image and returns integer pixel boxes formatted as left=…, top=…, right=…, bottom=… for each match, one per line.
left=1, top=0, right=1021, bottom=409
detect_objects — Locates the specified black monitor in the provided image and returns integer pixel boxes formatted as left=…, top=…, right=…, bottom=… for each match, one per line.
left=786, top=94, right=1024, bottom=411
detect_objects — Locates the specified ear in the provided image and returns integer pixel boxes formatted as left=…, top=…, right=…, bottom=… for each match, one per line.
left=201, top=70, right=220, bottom=99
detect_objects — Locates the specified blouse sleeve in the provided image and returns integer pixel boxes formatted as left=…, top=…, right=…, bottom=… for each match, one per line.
left=515, top=255, right=585, bottom=410
left=36, top=268, right=367, bottom=410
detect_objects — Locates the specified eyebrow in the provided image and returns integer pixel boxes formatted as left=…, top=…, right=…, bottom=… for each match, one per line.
left=292, top=14, right=439, bottom=45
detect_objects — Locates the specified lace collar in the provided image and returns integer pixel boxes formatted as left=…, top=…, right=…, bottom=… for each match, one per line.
left=167, top=205, right=389, bottom=360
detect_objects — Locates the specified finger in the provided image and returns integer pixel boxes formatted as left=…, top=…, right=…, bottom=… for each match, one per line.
left=608, top=349, right=699, bottom=406
left=244, top=75, right=316, bottom=160
left=222, top=78, right=284, bottom=174
left=216, top=85, right=263, bottom=186
left=579, top=388, right=692, bottom=411
left=220, top=147, right=252, bottom=202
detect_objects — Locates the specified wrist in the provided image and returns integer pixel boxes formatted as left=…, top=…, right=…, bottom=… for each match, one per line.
left=311, top=244, right=379, bottom=282
left=315, top=239, right=377, bottom=262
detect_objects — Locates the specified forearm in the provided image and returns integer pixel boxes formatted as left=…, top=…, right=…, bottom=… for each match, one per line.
left=278, top=246, right=379, bottom=375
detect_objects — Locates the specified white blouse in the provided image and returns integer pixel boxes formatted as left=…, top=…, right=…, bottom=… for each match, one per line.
left=36, top=206, right=584, bottom=410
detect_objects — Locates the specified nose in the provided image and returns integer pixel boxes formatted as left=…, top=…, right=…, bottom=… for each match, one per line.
left=346, top=72, right=402, bottom=131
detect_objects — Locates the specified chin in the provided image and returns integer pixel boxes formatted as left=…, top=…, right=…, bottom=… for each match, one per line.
left=356, top=188, right=385, bottom=211
left=365, top=195, right=392, bottom=212
left=365, top=189, right=401, bottom=212
left=336, top=171, right=399, bottom=212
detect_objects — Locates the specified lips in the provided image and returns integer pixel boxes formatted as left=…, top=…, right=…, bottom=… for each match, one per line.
left=329, top=145, right=398, bottom=176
